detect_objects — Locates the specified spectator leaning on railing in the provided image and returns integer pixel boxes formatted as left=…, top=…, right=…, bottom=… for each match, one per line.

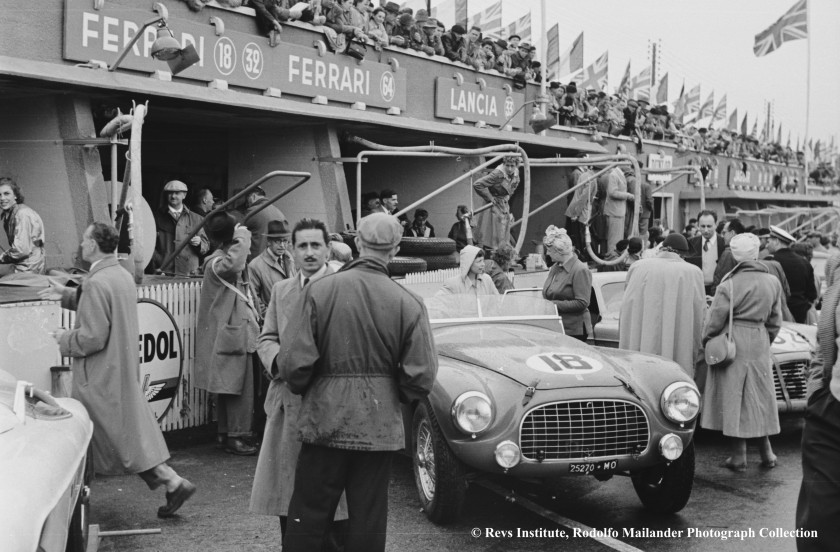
left=441, top=24, right=468, bottom=63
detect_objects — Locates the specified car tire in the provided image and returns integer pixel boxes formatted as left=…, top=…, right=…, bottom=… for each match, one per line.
left=417, top=253, right=459, bottom=271
left=399, top=237, right=456, bottom=256
left=412, top=401, right=467, bottom=524
left=388, top=256, right=427, bottom=276
left=631, top=441, right=695, bottom=514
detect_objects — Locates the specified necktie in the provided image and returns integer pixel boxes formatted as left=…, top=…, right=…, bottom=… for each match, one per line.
left=303, top=277, right=310, bottom=287
left=703, top=239, right=710, bottom=252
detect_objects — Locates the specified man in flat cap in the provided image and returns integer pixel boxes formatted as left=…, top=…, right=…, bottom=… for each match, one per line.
left=765, top=225, right=817, bottom=323
left=278, top=213, right=437, bottom=552
left=152, top=179, right=209, bottom=276
left=442, top=23, right=468, bottom=62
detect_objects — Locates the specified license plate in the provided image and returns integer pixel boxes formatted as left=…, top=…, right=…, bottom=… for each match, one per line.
left=568, top=460, right=618, bottom=474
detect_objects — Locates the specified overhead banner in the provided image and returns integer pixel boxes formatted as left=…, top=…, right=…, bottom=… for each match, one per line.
left=646, top=153, right=673, bottom=183
left=434, top=77, right=525, bottom=129
left=63, top=0, right=407, bottom=110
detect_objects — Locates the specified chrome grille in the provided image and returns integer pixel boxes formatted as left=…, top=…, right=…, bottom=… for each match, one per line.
left=520, top=400, right=649, bottom=461
left=774, top=360, right=808, bottom=401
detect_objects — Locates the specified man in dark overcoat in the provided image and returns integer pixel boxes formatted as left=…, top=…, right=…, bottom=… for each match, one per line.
left=765, top=225, right=818, bottom=324
left=41, top=222, right=195, bottom=518
left=278, top=213, right=438, bottom=552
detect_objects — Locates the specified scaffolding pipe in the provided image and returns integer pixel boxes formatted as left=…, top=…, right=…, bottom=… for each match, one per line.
left=814, top=212, right=839, bottom=233
left=349, top=136, right=531, bottom=252
left=510, top=163, right=619, bottom=228
left=158, top=171, right=311, bottom=273
left=397, top=155, right=507, bottom=220
left=790, top=209, right=831, bottom=235
left=516, top=154, right=641, bottom=266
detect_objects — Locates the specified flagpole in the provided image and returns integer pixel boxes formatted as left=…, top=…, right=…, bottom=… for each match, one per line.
left=804, top=0, right=811, bottom=191
left=539, top=0, right=547, bottom=132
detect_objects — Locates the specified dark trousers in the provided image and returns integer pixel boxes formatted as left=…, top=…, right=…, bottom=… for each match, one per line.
left=564, top=218, right=589, bottom=261
left=283, top=444, right=393, bottom=552
left=796, top=387, right=840, bottom=551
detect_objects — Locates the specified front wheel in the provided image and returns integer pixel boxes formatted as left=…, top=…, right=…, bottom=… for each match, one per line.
left=631, top=441, right=695, bottom=514
left=412, top=401, right=467, bottom=524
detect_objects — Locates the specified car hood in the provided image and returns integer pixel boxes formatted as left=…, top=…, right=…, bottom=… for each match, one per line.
left=434, top=324, right=625, bottom=390
left=771, top=323, right=815, bottom=355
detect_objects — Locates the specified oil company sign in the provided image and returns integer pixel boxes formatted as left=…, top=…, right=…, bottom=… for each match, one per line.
left=138, top=299, right=183, bottom=422
left=435, top=77, right=525, bottom=128
left=63, top=0, right=406, bottom=110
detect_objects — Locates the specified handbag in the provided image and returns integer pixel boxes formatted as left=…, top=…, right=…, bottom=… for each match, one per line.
left=345, top=38, right=367, bottom=60
left=704, top=279, right=736, bottom=369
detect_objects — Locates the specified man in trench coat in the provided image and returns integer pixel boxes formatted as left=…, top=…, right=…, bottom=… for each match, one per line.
left=195, top=212, right=261, bottom=456
left=41, top=222, right=195, bottom=518
left=250, top=217, right=347, bottom=545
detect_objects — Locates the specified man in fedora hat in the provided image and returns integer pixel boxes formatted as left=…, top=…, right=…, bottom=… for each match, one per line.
left=243, top=186, right=288, bottom=263
left=766, top=225, right=817, bottom=323
left=248, top=220, right=297, bottom=316
left=152, top=179, right=209, bottom=276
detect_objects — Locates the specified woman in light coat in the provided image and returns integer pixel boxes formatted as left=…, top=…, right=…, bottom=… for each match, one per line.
left=541, top=226, right=592, bottom=341
left=473, top=156, right=519, bottom=251
left=701, top=233, right=783, bottom=472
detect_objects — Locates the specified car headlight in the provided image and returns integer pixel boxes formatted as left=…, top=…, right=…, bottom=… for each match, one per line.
left=451, top=391, right=493, bottom=435
left=660, top=382, right=700, bottom=424
left=495, top=440, right=521, bottom=469
left=659, top=433, right=683, bottom=461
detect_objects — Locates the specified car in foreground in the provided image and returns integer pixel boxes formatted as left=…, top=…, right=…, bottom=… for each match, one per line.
left=406, top=295, right=700, bottom=524
left=0, top=369, right=93, bottom=552
left=588, top=270, right=815, bottom=414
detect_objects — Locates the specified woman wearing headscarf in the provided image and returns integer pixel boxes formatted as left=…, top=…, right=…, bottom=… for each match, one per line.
left=541, top=226, right=592, bottom=341
left=701, top=233, right=783, bottom=472
left=437, top=244, right=497, bottom=296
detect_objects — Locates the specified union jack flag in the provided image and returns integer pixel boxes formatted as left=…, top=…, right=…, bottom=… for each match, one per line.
left=753, top=0, right=808, bottom=57
left=469, top=1, right=503, bottom=37
left=506, top=12, right=532, bottom=44
left=712, top=94, right=727, bottom=124
left=699, top=91, right=714, bottom=120
left=581, top=51, right=608, bottom=91
left=630, top=66, right=650, bottom=101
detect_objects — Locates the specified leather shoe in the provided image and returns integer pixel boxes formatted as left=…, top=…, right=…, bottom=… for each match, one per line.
left=225, top=437, right=257, bottom=456
left=157, top=479, right=196, bottom=518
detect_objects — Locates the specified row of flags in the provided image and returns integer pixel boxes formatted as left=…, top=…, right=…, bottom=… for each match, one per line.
left=423, top=0, right=816, bottom=144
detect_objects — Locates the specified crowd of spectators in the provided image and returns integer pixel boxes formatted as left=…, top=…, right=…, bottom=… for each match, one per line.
left=201, top=0, right=808, bottom=167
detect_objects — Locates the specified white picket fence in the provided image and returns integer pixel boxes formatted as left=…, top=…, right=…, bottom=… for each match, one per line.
left=60, top=280, right=209, bottom=432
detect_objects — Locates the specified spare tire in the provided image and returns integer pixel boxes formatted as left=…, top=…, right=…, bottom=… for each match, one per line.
left=419, top=253, right=460, bottom=271
left=399, top=237, right=456, bottom=256
left=388, top=256, right=427, bottom=276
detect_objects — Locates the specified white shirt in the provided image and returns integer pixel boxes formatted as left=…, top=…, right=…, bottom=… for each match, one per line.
left=168, top=206, right=184, bottom=218
left=299, top=263, right=328, bottom=287
left=701, top=233, right=718, bottom=285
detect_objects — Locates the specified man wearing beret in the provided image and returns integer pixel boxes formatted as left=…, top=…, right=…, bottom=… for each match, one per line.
left=765, top=225, right=817, bottom=324
left=151, top=180, right=209, bottom=276
left=278, top=213, right=438, bottom=551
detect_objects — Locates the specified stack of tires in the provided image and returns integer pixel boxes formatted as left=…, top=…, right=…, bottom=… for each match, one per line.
left=393, top=237, right=459, bottom=276
left=340, top=233, right=459, bottom=277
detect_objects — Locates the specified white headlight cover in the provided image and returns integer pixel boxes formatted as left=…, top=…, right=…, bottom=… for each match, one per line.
left=495, top=440, right=521, bottom=468
left=660, top=382, right=700, bottom=423
left=451, top=391, right=493, bottom=435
